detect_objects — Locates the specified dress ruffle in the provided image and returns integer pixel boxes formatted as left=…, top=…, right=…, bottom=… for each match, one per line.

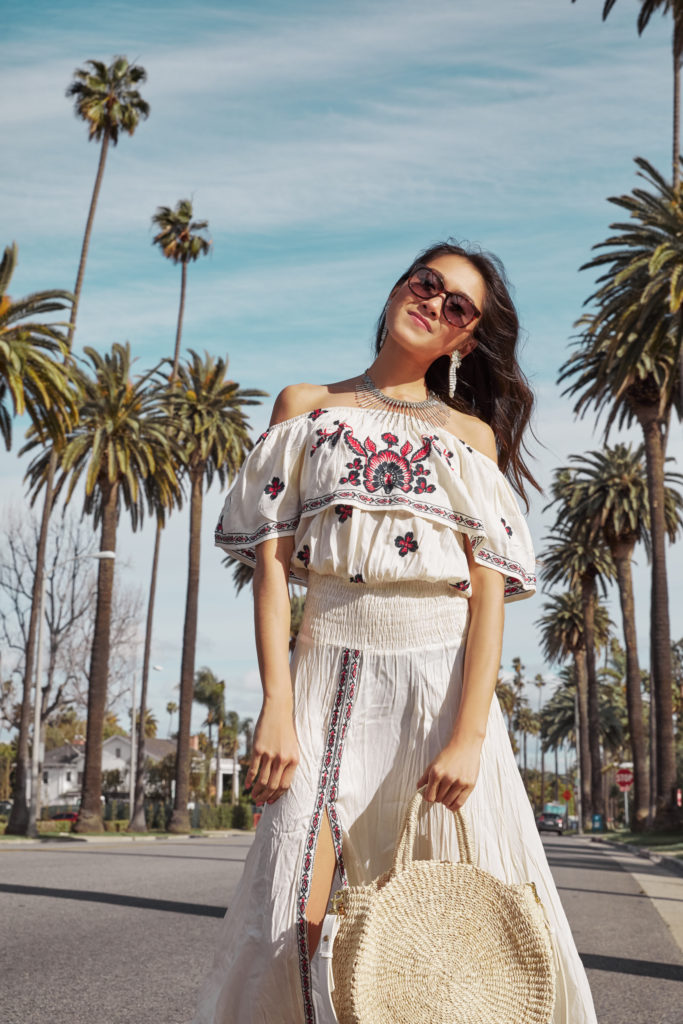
left=214, top=407, right=536, bottom=602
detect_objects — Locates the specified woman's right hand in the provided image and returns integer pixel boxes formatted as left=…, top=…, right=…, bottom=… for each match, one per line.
left=246, top=695, right=300, bottom=805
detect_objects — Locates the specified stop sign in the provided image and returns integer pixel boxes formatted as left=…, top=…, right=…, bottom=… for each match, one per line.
left=563, top=789, right=572, bottom=802
left=616, top=767, right=634, bottom=791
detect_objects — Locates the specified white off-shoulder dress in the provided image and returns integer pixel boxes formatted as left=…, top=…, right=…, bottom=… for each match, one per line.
left=194, top=405, right=598, bottom=1024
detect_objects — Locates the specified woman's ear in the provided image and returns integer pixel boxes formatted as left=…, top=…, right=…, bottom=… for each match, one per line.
left=457, top=336, right=479, bottom=359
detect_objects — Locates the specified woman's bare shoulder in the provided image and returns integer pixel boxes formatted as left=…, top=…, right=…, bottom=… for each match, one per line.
left=444, top=409, right=498, bottom=464
left=269, top=379, right=357, bottom=426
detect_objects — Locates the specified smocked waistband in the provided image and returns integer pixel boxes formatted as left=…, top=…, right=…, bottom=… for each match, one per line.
left=298, top=573, right=469, bottom=652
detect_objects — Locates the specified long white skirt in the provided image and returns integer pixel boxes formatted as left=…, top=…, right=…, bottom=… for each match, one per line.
left=192, top=575, right=598, bottom=1024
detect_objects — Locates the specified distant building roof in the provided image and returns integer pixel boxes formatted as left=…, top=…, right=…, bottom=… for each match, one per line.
left=44, top=743, right=84, bottom=766
left=144, top=738, right=176, bottom=761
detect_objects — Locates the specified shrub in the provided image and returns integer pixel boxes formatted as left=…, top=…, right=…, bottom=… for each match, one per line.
left=231, top=801, right=253, bottom=831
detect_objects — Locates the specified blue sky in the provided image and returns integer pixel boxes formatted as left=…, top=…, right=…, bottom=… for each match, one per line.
left=2, top=0, right=682, bottom=746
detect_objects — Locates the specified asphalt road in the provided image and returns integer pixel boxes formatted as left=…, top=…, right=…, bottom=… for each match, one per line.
left=0, top=832, right=681, bottom=1024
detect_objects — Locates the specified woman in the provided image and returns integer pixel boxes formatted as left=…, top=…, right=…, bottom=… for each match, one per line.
left=195, top=241, right=598, bottom=1024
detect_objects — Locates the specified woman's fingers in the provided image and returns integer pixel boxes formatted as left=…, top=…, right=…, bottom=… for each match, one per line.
left=250, top=753, right=300, bottom=804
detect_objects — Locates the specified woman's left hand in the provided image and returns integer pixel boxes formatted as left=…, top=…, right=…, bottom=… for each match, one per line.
left=417, top=736, right=483, bottom=811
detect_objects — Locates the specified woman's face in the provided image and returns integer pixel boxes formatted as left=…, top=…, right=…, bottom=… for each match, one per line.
left=384, top=253, right=485, bottom=364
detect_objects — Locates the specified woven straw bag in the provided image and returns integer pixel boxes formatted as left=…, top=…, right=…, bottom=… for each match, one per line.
left=331, top=789, right=556, bottom=1024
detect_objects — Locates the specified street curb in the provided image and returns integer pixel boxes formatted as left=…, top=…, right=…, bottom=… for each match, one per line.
left=591, top=836, right=683, bottom=879
left=0, top=828, right=252, bottom=847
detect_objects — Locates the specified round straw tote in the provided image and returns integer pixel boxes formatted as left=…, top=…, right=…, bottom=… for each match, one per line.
left=331, top=789, right=556, bottom=1024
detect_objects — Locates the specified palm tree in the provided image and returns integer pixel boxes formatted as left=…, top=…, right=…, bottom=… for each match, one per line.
left=167, top=353, right=264, bottom=832
left=559, top=160, right=683, bottom=819
left=2, top=246, right=76, bottom=837
left=514, top=701, right=538, bottom=790
left=166, top=701, right=178, bottom=738
left=536, top=591, right=611, bottom=828
left=535, top=674, right=548, bottom=809
left=240, top=716, right=254, bottom=763
left=8, top=57, right=149, bottom=837
left=543, top=470, right=616, bottom=820
left=495, top=676, right=517, bottom=748
left=577, top=1, right=683, bottom=189
left=131, top=708, right=158, bottom=739
left=22, top=343, right=178, bottom=833
left=151, top=199, right=211, bottom=380
left=567, top=444, right=683, bottom=828
left=0, top=243, right=74, bottom=451
left=511, top=657, right=525, bottom=765
left=128, top=393, right=184, bottom=834
left=129, top=201, right=210, bottom=829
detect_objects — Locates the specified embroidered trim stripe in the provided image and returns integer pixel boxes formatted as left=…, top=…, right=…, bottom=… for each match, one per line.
left=301, top=490, right=484, bottom=530
left=296, top=648, right=361, bottom=1024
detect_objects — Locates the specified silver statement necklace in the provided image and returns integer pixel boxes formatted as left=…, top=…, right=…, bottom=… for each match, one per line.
left=355, top=369, right=450, bottom=428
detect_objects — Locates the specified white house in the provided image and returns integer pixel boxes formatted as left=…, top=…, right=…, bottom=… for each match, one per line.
left=42, top=735, right=240, bottom=806
left=43, top=735, right=177, bottom=806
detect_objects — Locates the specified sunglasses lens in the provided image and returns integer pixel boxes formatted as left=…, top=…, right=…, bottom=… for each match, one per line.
left=444, top=294, right=476, bottom=328
left=409, top=267, right=440, bottom=299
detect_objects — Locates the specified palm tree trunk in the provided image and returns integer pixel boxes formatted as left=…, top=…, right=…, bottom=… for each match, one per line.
left=554, top=746, right=559, bottom=803
left=68, top=135, right=110, bottom=348
left=169, top=467, right=203, bottom=833
left=74, top=480, right=118, bottom=833
left=574, top=648, right=592, bottom=829
left=611, top=541, right=649, bottom=831
left=673, top=21, right=681, bottom=190
left=5, top=463, right=55, bottom=835
left=171, top=262, right=187, bottom=381
left=636, top=407, right=676, bottom=820
left=674, top=22, right=683, bottom=399
left=215, top=738, right=222, bottom=805
left=7, top=136, right=111, bottom=836
left=128, top=519, right=162, bottom=832
left=540, top=744, right=545, bottom=813
left=580, top=575, right=604, bottom=818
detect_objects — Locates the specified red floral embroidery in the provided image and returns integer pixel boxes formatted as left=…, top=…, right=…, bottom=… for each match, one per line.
left=450, top=579, right=470, bottom=592
left=308, top=408, right=325, bottom=420
left=414, top=476, right=436, bottom=494
left=394, top=531, right=419, bottom=557
left=349, top=572, right=364, bottom=583
left=297, top=544, right=311, bottom=567
left=334, top=504, right=354, bottom=522
left=501, top=517, right=513, bottom=537
left=264, top=476, right=285, bottom=500
left=365, top=449, right=413, bottom=494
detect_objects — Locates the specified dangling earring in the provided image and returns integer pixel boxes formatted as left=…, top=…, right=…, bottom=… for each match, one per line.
left=448, top=350, right=462, bottom=398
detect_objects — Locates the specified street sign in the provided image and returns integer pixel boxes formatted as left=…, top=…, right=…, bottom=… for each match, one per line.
left=616, top=767, right=634, bottom=792
left=563, top=789, right=572, bottom=802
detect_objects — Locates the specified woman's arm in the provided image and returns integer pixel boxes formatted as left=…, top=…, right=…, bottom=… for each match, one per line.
left=417, top=539, right=505, bottom=810
left=245, top=534, right=301, bottom=805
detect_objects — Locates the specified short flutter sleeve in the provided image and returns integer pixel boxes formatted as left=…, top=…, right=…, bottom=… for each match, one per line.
left=454, top=444, right=536, bottom=602
left=214, top=418, right=307, bottom=578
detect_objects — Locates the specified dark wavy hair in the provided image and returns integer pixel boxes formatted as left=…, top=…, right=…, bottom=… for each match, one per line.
left=375, top=240, right=540, bottom=507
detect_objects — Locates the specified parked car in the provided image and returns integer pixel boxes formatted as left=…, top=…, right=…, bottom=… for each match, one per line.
left=0, top=799, right=12, bottom=816
left=536, top=811, right=564, bottom=835
left=50, top=810, right=79, bottom=822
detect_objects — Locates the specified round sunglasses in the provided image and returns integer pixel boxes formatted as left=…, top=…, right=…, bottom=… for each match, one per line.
left=407, top=265, right=480, bottom=328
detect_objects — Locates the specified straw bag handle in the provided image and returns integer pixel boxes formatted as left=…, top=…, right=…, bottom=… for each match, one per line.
left=393, top=787, right=474, bottom=874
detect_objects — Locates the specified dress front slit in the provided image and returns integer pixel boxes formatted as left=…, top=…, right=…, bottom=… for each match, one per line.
left=296, top=646, right=361, bottom=1024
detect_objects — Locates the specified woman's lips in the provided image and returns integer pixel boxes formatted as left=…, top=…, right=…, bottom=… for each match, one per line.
left=408, top=310, right=431, bottom=331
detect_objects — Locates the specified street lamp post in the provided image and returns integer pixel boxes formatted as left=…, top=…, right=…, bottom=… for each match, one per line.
left=27, top=549, right=116, bottom=837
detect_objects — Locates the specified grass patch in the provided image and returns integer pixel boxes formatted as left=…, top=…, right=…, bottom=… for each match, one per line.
left=599, top=830, right=683, bottom=859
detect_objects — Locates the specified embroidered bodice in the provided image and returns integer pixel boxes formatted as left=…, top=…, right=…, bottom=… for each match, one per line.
left=214, top=406, right=536, bottom=601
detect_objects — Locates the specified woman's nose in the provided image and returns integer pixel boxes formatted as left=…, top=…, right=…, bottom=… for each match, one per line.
left=420, top=295, right=442, bottom=318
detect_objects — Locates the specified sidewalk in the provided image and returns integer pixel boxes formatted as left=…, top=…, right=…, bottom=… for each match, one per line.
left=0, top=828, right=246, bottom=848
left=597, top=840, right=683, bottom=956
left=591, top=835, right=683, bottom=879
